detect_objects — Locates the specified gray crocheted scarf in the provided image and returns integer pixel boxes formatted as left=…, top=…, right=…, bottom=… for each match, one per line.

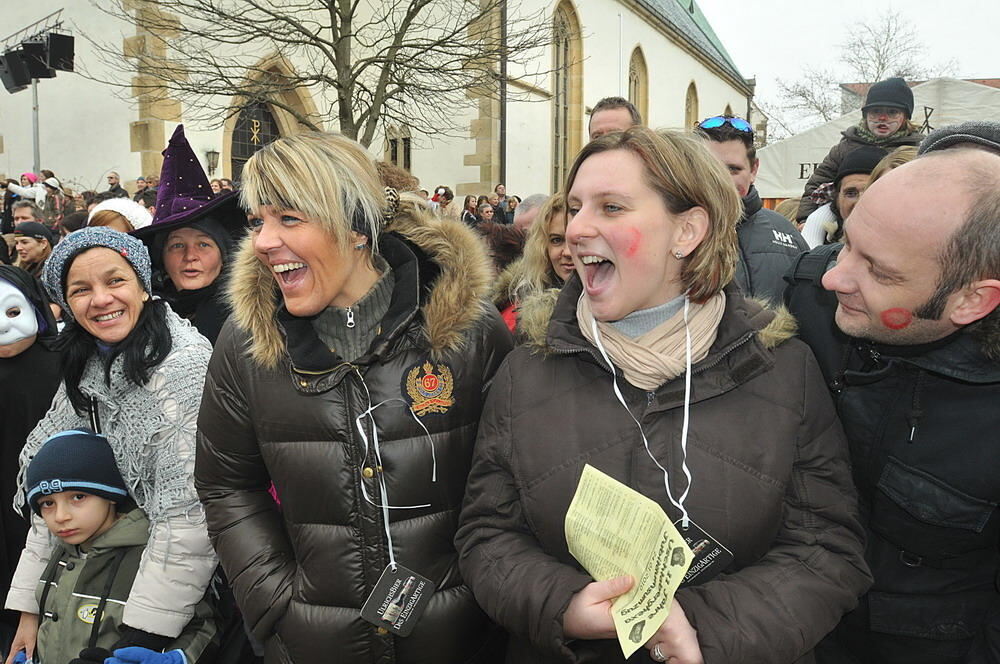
left=14, top=308, right=212, bottom=529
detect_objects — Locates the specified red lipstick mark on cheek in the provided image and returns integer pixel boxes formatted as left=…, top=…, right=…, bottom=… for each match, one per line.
left=625, top=228, right=642, bottom=258
left=880, top=308, right=913, bottom=330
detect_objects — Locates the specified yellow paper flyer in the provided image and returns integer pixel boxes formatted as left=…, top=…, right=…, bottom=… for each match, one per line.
left=565, top=464, right=693, bottom=658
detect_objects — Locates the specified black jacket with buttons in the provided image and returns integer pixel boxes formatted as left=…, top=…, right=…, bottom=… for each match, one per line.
left=786, top=248, right=1000, bottom=662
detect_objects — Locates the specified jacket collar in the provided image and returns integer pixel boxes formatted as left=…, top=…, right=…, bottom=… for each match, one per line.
left=59, top=506, right=149, bottom=555
left=278, top=233, right=422, bottom=375
left=864, top=327, right=1000, bottom=383
left=539, top=277, right=794, bottom=406
left=740, top=185, right=763, bottom=222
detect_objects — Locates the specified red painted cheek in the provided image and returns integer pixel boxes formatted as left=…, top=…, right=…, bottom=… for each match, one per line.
left=880, top=308, right=913, bottom=330
left=625, top=228, right=642, bottom=258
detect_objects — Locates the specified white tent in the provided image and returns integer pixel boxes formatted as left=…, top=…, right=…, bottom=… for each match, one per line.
left=756, top=78, right=1000, bottom=199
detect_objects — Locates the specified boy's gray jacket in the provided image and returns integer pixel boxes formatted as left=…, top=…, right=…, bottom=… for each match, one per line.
left=34, top=508, right=216, bottom=664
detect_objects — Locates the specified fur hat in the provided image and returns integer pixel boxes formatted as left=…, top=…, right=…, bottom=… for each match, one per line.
left=26, top=429, right=129, bottom=516
left=88, top=198, right=153, bottom=231
left=42, top=226, right=152, bottom=318
left=862, top=77, right=914, bottom=118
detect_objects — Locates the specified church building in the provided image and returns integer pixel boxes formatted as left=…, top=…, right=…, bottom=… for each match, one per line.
left=0, top=1, right=751, bottom=198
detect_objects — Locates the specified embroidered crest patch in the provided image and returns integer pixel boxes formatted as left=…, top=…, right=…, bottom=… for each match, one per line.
left=405, top=361, right=455, bottom=416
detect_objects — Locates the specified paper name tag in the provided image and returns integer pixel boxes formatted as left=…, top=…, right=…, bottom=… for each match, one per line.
left=675, top=518, right=735, bottom=587
left=360, top=564, right=436, bottom=637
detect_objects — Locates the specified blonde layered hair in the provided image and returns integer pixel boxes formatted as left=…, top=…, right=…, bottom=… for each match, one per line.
left=564, top=127, right=740, bottom=303
left=869, top=145, right=918, bottom=184
left=509, top=192, right=567, bottom=302
left=240, top=132, right=386, bottom=253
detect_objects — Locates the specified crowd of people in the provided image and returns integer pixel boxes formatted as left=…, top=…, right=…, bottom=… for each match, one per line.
left=0, top=76, right=998, bottom=664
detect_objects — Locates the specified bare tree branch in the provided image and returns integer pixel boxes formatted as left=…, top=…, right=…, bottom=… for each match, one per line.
left=79, top=0, right=554, bottom=147
left=776, top=67, right=842, bottom=125
left=840, top=11, right=927, bottom=82
left=760, top=10, right=960, bottom=136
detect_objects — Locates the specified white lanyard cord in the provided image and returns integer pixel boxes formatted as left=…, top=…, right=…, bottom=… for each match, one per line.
left=588, top=296, right=693, bottom=528
left=354, top=370, right=438, bottom=570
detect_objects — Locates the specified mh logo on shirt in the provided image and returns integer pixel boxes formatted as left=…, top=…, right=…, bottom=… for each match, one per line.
left=771, top=230, right=797, bottom=248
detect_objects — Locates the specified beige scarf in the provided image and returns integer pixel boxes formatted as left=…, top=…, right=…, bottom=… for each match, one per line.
left=577, top=291, right=727, bottom=390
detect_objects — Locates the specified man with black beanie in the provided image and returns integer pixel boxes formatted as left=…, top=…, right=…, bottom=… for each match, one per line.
left=800, top=145, right=888, bottom=248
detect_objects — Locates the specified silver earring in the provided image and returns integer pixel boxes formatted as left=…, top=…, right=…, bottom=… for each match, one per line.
left=674, top=251, right=684, bottom=259
left=355, top=242, right=367, bottom=250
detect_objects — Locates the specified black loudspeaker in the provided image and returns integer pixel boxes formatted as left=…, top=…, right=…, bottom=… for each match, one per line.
left=0, top=50, right=31, bottom=93
left=21, top=41, right=55, bottom=79
left=46, top=33, right=74, bottom=72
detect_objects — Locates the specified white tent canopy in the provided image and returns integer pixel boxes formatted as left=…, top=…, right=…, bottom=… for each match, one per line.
left=755, top=78, right=1000, bottom=199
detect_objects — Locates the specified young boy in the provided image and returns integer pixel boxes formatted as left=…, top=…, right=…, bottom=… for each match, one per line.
left=13, top=429, right=216, bottom=664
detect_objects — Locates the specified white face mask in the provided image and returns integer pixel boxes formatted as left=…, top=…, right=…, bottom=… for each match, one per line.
left=0, top=280, right=39, bottom=347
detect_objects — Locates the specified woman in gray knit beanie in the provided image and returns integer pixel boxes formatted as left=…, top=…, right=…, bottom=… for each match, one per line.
left=6, top=226, right=218, bottom=659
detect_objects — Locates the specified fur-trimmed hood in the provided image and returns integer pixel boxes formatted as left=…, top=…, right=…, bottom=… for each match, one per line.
left=491, top=256, right=526, bottom=308
left=517, top=277, right=797, bottom=356
left=227, top=206, right=494, bottom=368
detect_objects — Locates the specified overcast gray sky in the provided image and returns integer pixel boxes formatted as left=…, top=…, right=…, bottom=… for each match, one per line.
left=697, top=0, right=998, bottom=129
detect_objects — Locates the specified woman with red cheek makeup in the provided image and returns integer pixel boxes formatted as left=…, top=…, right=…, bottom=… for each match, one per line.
left=458, top=127, right=870, bottom=664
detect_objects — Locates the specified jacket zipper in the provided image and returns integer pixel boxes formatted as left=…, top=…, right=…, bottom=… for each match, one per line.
left=344, top=372, right=377, bottom=574
left=687, top=332, right=755, bottom=375
left=346, top=306, right=355, bottom=328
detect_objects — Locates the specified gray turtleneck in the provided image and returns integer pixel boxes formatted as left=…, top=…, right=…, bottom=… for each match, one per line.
left=609, top=293, right=686, bottom=338
left=312, top=256, right=393, bottom=361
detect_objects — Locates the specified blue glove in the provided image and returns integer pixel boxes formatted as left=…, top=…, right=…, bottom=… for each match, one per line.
left=104, top=647, right=185, bottom=664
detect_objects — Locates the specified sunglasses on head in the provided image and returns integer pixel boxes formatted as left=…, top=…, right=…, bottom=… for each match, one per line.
left=698, top=116, right=752, bottom=133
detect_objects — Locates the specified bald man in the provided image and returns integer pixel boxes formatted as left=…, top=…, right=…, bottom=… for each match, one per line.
left=785, top=124, right=1000, bottom=664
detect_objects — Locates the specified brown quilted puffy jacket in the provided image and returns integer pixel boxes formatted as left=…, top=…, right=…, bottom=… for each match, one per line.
left=196, top=209, right=513, bottom=663
left=456, top=279, right=872, bottom=663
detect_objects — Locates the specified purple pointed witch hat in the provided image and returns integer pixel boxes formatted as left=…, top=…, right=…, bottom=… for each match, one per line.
left=133, top=124, right=244, bottom=241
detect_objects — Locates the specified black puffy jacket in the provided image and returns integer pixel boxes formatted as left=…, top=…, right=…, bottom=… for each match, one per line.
left=786, top=248, right=1000, bottom=663
left=196, top=208, right=513, bottom=663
